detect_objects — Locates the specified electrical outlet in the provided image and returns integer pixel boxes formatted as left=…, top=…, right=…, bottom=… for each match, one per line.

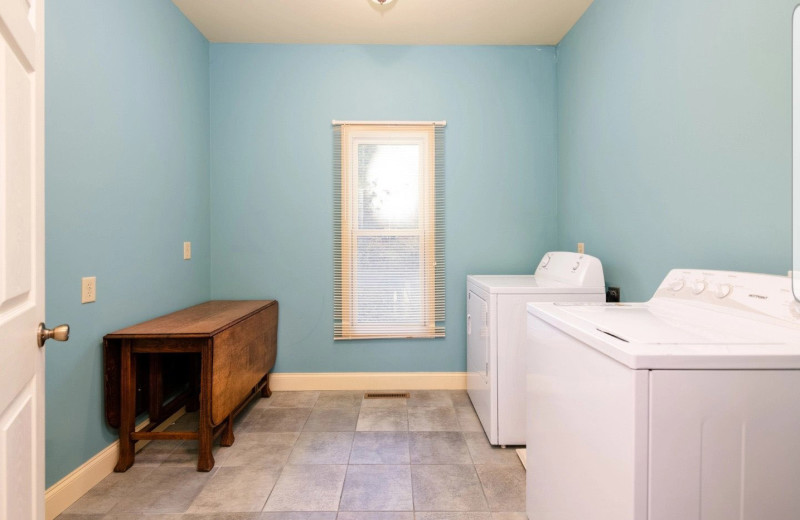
left=82, top=276, right=96, bottom=303
left=183, top=241, right=191, bottom=260
left=577, top=242, right=585, bottom=254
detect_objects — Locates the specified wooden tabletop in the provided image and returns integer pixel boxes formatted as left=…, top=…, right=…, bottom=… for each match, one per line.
left=104, top=300, right=275, bottom=339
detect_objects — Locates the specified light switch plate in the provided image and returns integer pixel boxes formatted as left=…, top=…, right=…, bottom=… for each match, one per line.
left=82, top=276, right=96, bottom=303
left=183, top=241, right=191, bottom=260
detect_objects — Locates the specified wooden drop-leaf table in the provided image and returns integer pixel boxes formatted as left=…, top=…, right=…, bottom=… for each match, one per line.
left=103, top=300, right=278, bottom=472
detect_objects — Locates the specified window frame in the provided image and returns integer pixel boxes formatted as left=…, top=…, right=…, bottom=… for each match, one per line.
left=338, top=124, right=437, bottom=339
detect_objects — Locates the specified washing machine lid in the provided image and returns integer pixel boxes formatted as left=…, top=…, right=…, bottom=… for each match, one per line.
left=555, top=303, right=779, bottom=345
left=527, top=269, right=800, bottom=370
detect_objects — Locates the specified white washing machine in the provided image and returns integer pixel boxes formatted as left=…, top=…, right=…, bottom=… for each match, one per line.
left=467, top=251, right=605, bottom=446
left=526, top=269, right=800, bottom=520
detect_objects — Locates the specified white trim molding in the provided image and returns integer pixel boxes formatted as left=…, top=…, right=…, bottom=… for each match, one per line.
left=44, top=408, right=185, bottom=520
left=332, top=120, right=446, bottom=126
left=269, top=372, right=467, bottom=391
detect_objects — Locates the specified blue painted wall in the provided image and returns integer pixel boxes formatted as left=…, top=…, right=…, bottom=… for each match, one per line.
left=45, top=0, right=210, bottom=486
left=556, top=0, right=794, bottom=301
left=209, top=45, right=558, bottom=372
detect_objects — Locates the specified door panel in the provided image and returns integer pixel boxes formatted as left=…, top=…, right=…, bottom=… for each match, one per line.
left=466, top=289, right=491, bottom=439
left=1, top=41, right=33, bottom=309
left=466, top=290, right=489, bottom=383
left=1, top=381, right=35, bottom=519
left=0, top=0, right=45, bottom=517
left=649, top=370, right=800, bottom=520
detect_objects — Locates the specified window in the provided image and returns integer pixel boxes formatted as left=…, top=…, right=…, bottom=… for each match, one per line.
left=334, top=123, right=445, bottom=339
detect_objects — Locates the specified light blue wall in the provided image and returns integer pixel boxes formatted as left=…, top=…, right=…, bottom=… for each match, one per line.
left=209, top=45, right=558, bottom=372
left=556, top=0, right=794, bottom=301
left=45, top=0, right=210, bottom=486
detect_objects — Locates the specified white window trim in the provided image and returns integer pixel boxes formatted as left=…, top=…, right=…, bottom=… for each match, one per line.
left=336, top=125, right=439, bottom=339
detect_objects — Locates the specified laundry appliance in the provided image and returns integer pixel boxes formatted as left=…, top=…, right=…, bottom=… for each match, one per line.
left=526, top=269, right=800, bottom=520
left=467, top=251, right=605, bottom=446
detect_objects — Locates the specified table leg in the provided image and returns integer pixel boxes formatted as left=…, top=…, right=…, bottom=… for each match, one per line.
left=148, top=354, right=163, bottom=422
left=115, top=340, right=136, bottom=472
left=197, top=345, right=215, bottom=471
left=261, top=372, right=272, bottom=398
left=186, top=353, right=200, bottom=413
left=221, top=415, right=235, bottom=447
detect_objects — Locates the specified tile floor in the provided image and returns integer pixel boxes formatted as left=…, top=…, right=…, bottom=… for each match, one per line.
left=57, top=390, right=526, bottom=520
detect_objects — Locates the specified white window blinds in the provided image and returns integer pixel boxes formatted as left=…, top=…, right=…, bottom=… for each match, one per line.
left=333, top=122, right=445, bottom=340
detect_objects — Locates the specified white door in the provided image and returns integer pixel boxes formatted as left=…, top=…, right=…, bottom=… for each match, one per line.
left=466, top=290, right=489, bottom=386
left=0, top=0, right=46, bottom=518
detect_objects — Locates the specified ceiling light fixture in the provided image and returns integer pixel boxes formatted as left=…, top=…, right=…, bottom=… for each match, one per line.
left=371, top=0, right=395, bottom=5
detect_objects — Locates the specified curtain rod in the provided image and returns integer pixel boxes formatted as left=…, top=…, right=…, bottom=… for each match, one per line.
left=332, top=120, right=446, bottom=126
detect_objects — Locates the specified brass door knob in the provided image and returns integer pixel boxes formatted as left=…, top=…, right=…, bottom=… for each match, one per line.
left=37, top=322, right=70, bottom=347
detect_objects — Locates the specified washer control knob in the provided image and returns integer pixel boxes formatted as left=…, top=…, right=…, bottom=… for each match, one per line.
left=540, top=254, right=552, bottom=269
left=714, top=283, right=733, bottom=299
left=572, top=261, right=581, bottom=271
left=692, top=280, right=707, bottom=295
left=669, top=279, right=685, bottom=292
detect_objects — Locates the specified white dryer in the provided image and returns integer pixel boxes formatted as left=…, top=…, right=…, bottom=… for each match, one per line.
left=526, top=270, right=800, bottom=520
left=467, top=251, right=605, bottom=446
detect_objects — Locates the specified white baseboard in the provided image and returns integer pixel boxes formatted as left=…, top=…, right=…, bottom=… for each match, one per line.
left=269, top=371, right=467, bottom=391
left=44, top=408, right=185, bottom=520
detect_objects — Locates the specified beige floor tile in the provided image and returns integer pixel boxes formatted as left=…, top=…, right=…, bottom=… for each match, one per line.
left=187, top=465, right=281, bottom=513
left=406, top=390, right=453, bottom=408
left=409, top=432, right=471, bottom=464
left=414, top=514, right=492, bottom=520
left=349, top=432, right=409, bottom=464
left=287, top=432, right=354, bottom=464
left=182, top=514, right=261, bottom=520
left=475, top=464, right=526, bottom=512
left=265, top=391, right=320, bottom=408
left=455, top=406, right=485, bottom=432
left=221, top=432, right=300, bottom=467
left=411, top=465, right=488, bottom=511
left=61, top=465, right=154, bottom=515
left=356, top=408, right=408, bottom=431
left=448, top=390, right=473, bottom=407
left=58, top=391, right=524, bottom=519
left=491, top=513, right=528, bottom=520
left=463, top=432, right=522, bottom=465
left=263, top=465, right=347, bottom=511
left=110, top=466, right=216, bottom=514
left=314, top=391, right=363, bottom=409
left=161, top=439, right=231, bottom=468
left=339, top=465, right=413, bottom=511
left=260, top=513, right=336, bottom=519
left=97, top=514, right=184, bottom=520
left=407, top=407, right=459, bottom=431
left=336, top=512, right=414, bottom=519
left=134, top=439, right=184, bottom=465
left=243, top=408, right=312, bottom=433
left=303, top=408, right=359, bottom=432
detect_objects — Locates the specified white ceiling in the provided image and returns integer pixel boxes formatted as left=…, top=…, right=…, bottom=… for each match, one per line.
left=171, top=0, right=594, bottom=46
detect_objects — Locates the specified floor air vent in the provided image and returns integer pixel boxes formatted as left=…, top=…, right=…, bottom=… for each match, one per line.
left=364, top=392, right=410, bottom=399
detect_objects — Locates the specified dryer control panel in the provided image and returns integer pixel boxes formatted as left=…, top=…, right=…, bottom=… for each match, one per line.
left=535, top=251, right=605, bottom=289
